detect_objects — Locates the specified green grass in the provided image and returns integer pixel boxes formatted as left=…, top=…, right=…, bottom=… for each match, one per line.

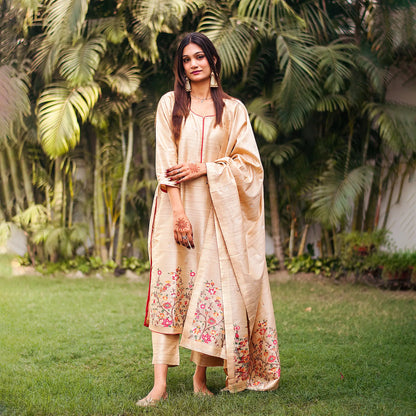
left=0, top=258, right=415, bottom=415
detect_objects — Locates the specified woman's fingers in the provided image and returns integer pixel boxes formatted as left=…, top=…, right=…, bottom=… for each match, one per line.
left=174, top=229, right=180, bottom=245
left=187, top=230, right=195, bottom=249
left=166, top=164, right=192, bottom=183
left=173, top=215, right=194, bottom=249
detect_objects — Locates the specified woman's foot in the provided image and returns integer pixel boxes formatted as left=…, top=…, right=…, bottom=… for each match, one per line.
left=193, top=370, right=214, bottom=396
left=136, top=389, right=168, bottom=407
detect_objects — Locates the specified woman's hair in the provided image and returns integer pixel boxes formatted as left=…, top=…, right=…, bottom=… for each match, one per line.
left=172, top=32, right=230, bottom=140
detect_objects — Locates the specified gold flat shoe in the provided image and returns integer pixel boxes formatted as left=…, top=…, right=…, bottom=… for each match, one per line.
left=136, top=392, right=168, bottom=407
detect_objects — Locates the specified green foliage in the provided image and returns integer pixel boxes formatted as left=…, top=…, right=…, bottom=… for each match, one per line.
left=43, top=0, right=89, bottom=41
left=285, top=254, right=340, bottom=277
left=29, top=255, right=150, bottom=275
left=0, top=65, right=30, bottom=136
left=371, top=251, right=416, bottom=276
left=37, top=82, right=100, bottom=157
left=338, top=229, right=391, bottom=273
left=198, top=6, right=261, bottom=77
left=308, top=161, right=374, bottom=228
left=59, top=36, right=107, bottom=85
left=266, top=254, right=280, bottom=273
left=122, top=256, right=150, bottom=274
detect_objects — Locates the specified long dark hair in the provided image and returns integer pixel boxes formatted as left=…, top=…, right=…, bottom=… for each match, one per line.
left=172, top=32, right=230, bottom=140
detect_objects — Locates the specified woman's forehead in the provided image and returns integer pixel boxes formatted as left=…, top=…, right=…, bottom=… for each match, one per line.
left=182, top=43, right=204, bottom=57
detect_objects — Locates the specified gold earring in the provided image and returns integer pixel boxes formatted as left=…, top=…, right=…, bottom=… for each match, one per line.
left=210, top=71, right=218, bottom=88
left=184, top=76, right=191, bottom=92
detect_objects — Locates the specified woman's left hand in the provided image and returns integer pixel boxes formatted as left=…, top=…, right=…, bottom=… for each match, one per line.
left=166, top=162, right=207, bottom=184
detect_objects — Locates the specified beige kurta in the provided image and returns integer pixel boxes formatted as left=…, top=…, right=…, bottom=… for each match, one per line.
left=144, top=91, right=280, bottom=392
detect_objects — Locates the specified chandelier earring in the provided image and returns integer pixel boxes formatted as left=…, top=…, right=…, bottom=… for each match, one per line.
left=184, top=76, right=191, bottom=92
left=210, top=71, right=218, bottom=88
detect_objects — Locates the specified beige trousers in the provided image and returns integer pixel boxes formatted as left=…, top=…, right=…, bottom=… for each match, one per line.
left=152, top=331, right=224, bottom=367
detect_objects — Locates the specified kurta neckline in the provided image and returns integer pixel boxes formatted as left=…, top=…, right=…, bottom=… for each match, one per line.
left=190, top=109, right=215, bottom=118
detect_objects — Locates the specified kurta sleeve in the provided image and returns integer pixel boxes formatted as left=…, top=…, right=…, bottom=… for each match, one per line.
left=155, top=92, right=179, bottom=191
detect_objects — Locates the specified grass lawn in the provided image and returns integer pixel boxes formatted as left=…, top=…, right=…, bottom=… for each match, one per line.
left=0, top=257, right=415, bottom=415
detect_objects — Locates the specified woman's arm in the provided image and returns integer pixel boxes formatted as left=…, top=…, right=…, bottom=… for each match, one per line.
left=166, top=186, right=195, bottom=249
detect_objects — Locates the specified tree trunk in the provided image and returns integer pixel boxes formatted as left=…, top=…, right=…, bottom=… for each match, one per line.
left=268, top=169, right=285, bottom=269
left=297, top=224, right=309, bottom=256
left=382, top=170, right=398, bottom=230
left=289, top=217, right=296, bottom=258
left=140, top=126, right=153, bottom=212
left=324, top=228, right=333, bottom=257
left=5, top=141, right=24, bottom=211
left=52, top=156, right=64, bottom=225
left=67, top=170, right=74, bottom=228
left=93, top=140, right=108, bottom=261
left=20, top=151, right=34, bottom=206
left=0, top=149, right=13, bottom=217
left=364, top=160, right=382, bottom=232
left=116, top=108, right=134, bottom=264
left=352, top=122, right=371, bottom=231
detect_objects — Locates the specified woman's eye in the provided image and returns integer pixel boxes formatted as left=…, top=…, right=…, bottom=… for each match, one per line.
left=183, top=58, right=189, bottom=63
left=197, top=55, right=204, bottom=59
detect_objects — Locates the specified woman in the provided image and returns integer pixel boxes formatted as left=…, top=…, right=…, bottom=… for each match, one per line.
left=137, top=32, right=280, bottom=407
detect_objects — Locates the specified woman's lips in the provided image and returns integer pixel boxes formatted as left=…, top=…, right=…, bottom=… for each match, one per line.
left=191, top=70, right=201, bottom=75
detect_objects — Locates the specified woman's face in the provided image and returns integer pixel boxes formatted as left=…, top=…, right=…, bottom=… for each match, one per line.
left=182, top=42, right=211, bottom=85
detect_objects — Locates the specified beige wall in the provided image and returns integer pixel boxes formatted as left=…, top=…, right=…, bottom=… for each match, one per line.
left=381, top=69, right=416, bottom=249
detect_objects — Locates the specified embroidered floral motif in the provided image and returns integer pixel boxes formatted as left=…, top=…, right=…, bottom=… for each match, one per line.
left=233, top=324, right=250, bottom=380
left=233, top=320, right=280, bottom=384
left=249, top=320, right=280, bottom=383
left=188, top=280, right=225, bottom=348
left=149, top=267, right=195, bottom=329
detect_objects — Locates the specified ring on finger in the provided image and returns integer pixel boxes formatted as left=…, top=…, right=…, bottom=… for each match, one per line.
left=182, top=236, right=188, bottom=240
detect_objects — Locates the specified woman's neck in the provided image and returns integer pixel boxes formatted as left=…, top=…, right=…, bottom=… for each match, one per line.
left=190, top=81, right=211, bottom=100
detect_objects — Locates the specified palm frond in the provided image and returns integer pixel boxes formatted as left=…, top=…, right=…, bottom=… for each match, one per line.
left=238, top=0, right=301, bottom=29
left=308, top=162, right=373, bottom=227
left=0, top=222, right=12, bottom=245
left=38, top=82, right=100, bottom=157
left=316, top=94, right=349, bottom=112
left=315, top=41, right=357, bottom=94
left=260, top=141, right=298, bottom=167
left=353, top=49, right=388, bottom=98
left=44, top=0, right=89, bottom=42
left=87, top=16, right=126, bottom=44
left=364, top=101, right=416, bottom=153
left=135, top=100, right=156, bottom=140
left=367, top=3, right=416, bottom=60
left=127, top=0, right=199, bottom=62
left=69, top=222, right=89, bottom=245
left=59, top=36, right=107, bottom=85
left=274, top=30, right=320, bottom=131
left=298, top=1, right=337, bottom=42
left=0, top=65, right=30, bottom=136
left=13, top=204, right=48, bottom=230
left=247, top=97, right=278, bottom=142
left=31, top=35, right=61, bottom=82
left=104, top=65, right=141, bottom=96
left=198, top=7, right=261, bottom=77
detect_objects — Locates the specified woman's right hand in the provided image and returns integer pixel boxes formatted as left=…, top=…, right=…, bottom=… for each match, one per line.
left=173, top=213, right=195, bottom=249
